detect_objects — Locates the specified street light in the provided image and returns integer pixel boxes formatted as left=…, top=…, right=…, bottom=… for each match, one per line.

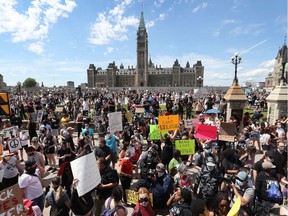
left=17, top=81, right=21, bottom=102
left=231, top=52, right=242, bottom=84
left=197, top=76, right=203, bottom=88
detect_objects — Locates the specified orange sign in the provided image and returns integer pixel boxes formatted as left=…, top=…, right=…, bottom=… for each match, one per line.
left=158, top=115, right=179, bottom=132
left=0, top=92, right=10, bottom=115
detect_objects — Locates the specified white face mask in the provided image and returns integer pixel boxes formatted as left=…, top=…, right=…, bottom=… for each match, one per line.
left=157, top=171, right=165, bottom=177
left=207, top=166, right=215, bottom=171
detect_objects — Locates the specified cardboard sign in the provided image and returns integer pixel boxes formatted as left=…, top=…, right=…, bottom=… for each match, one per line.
left=108, top=112, right=123, bottom=134
left=135, top=107, right=144, bottom=113
left=158, top=115, right=179, bottom=132
left=194, top=124, right=217, bottom=140
left=0, top=184, right=25, bottom=215
left=36, top=110, right=43, bottom=122
left=71, top=152, right=101, bottom=197
left=6, top=137, right=22, bottom=152
left=93, top=115, right=102, bottom=123
left=125, top=111, right=133, bottom=124
left=150, top=125, right=160, bottom=140
left=227, top=197, right=241, bottom=216
left=2, top=126, right=19, bottom=139
left=218, top=122, right=236, bottom=142
left=183, top=119, right=198, bottom=128
left=125, top=189, right=153, bottom=206
left=175, top=139, right=195, bottom=155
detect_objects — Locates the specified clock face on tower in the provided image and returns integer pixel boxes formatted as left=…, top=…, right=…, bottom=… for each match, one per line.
left=139, top=31, right=144, bottom=37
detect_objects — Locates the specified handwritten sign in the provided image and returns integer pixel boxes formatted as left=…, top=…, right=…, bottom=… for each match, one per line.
left=125, top=111, right=133, bottom=124
left=218, top=122, right=236, bottom=142
left=125, top=189, right=153, bottom=206
left=0, top=184, right=25, bottom=215
left=183, top=119, right=198, bottom=128
left=93, top=115, right=102, bottom=123
left=0, top=169, right=4, bottom=182
left=71, top=152, right=101, bottom=197
left=36, top=110, right=43, bottom=122
left=150, top=125, right=160, bottom=140
left=2, top=126, right=19, bottom=139
left=108, top=112, right=123, bottom=134
left=175, top=139, right=195, bottom=155
left=135, top=107, right=144, bottom=113
left=158, top=115, right=179, bottom=132
left=227, top=197, right=241, bottom=216
left=7, top=137, right=22, bottom=153
left=194, top=124, right=217, bottom=140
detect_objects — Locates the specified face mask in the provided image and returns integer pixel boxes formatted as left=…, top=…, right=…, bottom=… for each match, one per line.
left=277, top=125, right=281, bottom=128
left=157, top=172, right=165, bottom=177
left=205, top=149, right=211, bottom=154
left=235, top=179, right=244, bottom=187
left=26, top=167, right=37, bottom=175
left=278, top=147, right=285, bottom=152
left=248, top=174, right=251, bottom=179
left=207, top=166, right=214, bottom=171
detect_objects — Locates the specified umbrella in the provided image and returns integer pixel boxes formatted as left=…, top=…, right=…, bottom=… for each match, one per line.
left=205, top=109, right=221, bottom=114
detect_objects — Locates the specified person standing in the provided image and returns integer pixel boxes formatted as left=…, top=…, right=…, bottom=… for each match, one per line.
left=105, top=132, right=119, bottom=169
left=19, top=127, right=30, bottom=161
left=75, top=113, right=84, bottom=139
left=43, top=129, right=57, bottom=172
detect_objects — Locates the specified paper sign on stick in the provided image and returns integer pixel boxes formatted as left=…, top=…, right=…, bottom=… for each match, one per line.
left=218, top=122, right=236, bottom=142
left=194, top=124, right=217, bottom=140
left=125, top=189, right=153, bottom=206
left=71, top=152, right=101, bottom=197
left=0, top=169, right=4, bottom=182
left=175, top=139, right=195, bottom=155
left=0, top=184, right=25, bottom=215
left=227, top=197, right=241, bottom=216
left=2, top=126, right=19, bottom=139
left=158, top=115, right=179, bottom=132
left=150, top=125, right=160, bottom=140
left=36, top=110, right=43, bottom=122
left=7, top=137, right=22, bottom=152
left=184, top=119, right=198, bottom=128
left=108, top=112, right=123, bottom=134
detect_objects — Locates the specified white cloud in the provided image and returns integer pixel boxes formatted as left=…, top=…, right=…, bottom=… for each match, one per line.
left=230, top=23, right=266, bottom=36
left=259, top=59, right=275, bottom=68
left=159, top=13, right=166, bottom=20
left=192, top=2, right=208, bottom=13
left=154, top=0, right=165, bottom=7
left=0, top=0, right=77, bottom=53
left=27, top=41, right=45, bottom=54
left=104, top=47, right=114, bottom=56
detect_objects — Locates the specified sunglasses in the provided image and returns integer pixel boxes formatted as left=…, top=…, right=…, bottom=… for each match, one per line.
left=235, top=177, right=245, bottom=182
left=139, top=197, right=149, bottom=203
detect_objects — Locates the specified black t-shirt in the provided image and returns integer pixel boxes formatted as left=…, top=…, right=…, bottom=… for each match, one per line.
left=273, top=149, right=287, bottom=175
left=50, top=118, right=60, bottom=129
left=98, top=167, right=119, bottom=200
left=253, top=158, right=264, bottom=173
left=95, top=145, right=111, bottom=159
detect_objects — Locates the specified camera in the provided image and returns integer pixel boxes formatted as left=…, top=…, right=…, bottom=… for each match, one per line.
left=223, top=175, right=235, bottom=184
left=146, top=169, right=156, bottom=180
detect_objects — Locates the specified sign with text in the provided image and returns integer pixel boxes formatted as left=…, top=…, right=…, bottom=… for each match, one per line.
left=150, top=125, right=160, bottom=140
left=218, top=122, right=236, bottom=142
left=0, top=184, right=25, bottom=215
left=184, top=119, right=198, bottom=128
left=71, top=152, right=101, bottom=197
left=125, top=111, right=133, bottom=124
left=36, top=110, right=44, bottom=122
left=175, top=139, right=195, bottom=155
left=135, top=107, right=144, bottom=113
left=194, top=124, right=217, bottom=140
left=0, top=92, right=10, bottom=116
left=158, top=115, right=179, bottom=132
left=108, top=112, right=123, bottom=134
left=7, top=137, right=22, bottom=152
left=125, top=189, right=153, bottom=206
left=2, top=126, right=19, bottom=139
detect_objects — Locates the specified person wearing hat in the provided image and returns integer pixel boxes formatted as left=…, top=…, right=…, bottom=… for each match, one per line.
left=193, top=157, right=222, bottom=205
left=252, top=150, right=275, bottom=182
left=174, top=163, right=191, bottom=189
left=0, top=150, right=23, bottom=189
left=19, top=159, right=45, bottom=212
left=166, top=187, right=192, bottom=216
left=255, top=161, right=283, bottom=215
left=26, top=146, right=45, bottom=171
left=63, top=127, right=76, bottom=154
left=149, top=163, right=173, bottom=215
left=228, top=171, right=255, bottom=216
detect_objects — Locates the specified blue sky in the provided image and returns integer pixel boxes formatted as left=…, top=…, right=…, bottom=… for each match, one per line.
left=0, top=0, right=286, bottom=87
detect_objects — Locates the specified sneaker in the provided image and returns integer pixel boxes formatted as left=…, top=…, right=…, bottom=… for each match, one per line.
left=47, top=167, right=53, bottom=171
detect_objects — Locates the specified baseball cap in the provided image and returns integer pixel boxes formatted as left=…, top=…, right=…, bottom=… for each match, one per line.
left=177, top=163, right=187, bottom=173
left=67, top=127, right=74, bottom=131
left=206, top=157, right=215, bottom=166
left=211, top=142, right=219, bottom=149
left=156, top=163, right=165, bottom=171
left=235, top=171, right=248, bottom=181
left=25, top=159, right=36, bottom=168
left=262, top=161, right=276, bottom=170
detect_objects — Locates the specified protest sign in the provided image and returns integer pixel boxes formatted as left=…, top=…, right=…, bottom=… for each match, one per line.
left=183, top=119, right=198, bottom=128
left=227, top=197, right=241, bottom=216
left=71, top=152, right=101, bottom=197
left=194, top=124, right=217, bottom=140
left=0, top=184, right=25, bottom=215
left=108, top=112, right=123, bottom=134
left=125, top=111, right=133, bottom=124
left=218, top=122, right=236, bottom=142
left=125, top=189, right=153, bottom=206
left=175, top=139, right=195, bottom=155
left=150, top=125, right=160, bottom=140
left=0, top=169, right=4, bottom=182
left=158, top=115, right=179, bottom=132
left=7, top=137, right=22, bottom=152
left=2, top=126, right=19, bottom=139
left=135, top=106, right=144, bottom=113
left=94, top=115, right=102, bottom=123
left=36, top=110, right=43, bottom=122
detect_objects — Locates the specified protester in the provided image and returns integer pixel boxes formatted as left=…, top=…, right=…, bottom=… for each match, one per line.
left=103, top=186, right=127, bottom=216
left=166, top=187, right=192, bottom=216
left=209, top=192, right=230, bottom=216
left=131, top=187, right=155, bottom=216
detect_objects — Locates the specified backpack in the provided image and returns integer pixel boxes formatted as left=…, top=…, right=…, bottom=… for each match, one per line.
left=101, top=197, right=125, bottom=216
left=266, top=180, right=283, bottom=203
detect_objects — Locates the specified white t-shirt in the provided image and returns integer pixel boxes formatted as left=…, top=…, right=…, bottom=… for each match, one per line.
left=0, top=156, right=19, bottom=178
left=82, top=100, right=89, bottom=111
left=18, top=170, right=42, bottom=200
left=20, top=131, right=29, bottom=146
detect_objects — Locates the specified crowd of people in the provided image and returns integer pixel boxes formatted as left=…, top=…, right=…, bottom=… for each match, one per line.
left=0, top=87, right=287, bottom=216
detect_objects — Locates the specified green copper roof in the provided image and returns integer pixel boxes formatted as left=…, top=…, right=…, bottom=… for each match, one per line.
left=139, top=12, right=145, bottom=30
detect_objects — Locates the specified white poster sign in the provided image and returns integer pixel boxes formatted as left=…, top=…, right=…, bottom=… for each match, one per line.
left=70, top=152, right=101, bottom=197
left=7, top=137, right=22, bottom=152
left=2, top=126, right=19, bottom=139
left=0, top=169, right=4, bottom=182
left=108, top=112, right=123, bottom=134
left=36, top=110, right=44, bottom=122
left=184, top=119, right=198, bottom=128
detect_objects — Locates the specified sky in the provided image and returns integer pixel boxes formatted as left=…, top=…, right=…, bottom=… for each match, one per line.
left=0, top=0, right=287, bottom=87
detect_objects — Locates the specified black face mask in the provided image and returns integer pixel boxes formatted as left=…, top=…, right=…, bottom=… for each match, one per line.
left=26, top=167, right=37, bottom=175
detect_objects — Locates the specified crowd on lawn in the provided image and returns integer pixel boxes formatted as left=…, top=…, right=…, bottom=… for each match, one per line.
left=0, top=87, right=287, bottom=216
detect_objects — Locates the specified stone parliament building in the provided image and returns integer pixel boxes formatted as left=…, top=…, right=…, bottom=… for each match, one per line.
left=87, top=12, right=204, bottom=88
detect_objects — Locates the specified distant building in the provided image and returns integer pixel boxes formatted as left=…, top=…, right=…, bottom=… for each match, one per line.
left=67, top=81, right=75, bottom=88
left=87, top=12, right=204, bottom=88
left=265, top=43, right=287, bottom=87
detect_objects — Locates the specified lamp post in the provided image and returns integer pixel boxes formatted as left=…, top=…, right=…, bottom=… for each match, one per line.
left=231, top=52, right=242, bottom=84
left=17, top=81, right=21, bottom=100
left=197, top=76, right=203, bottom=88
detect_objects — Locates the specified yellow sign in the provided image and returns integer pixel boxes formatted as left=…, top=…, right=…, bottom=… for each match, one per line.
left=158, top=115, right=179, bottom=132
left=125, top=111, right=133, bottom=124
left=175, top=139, right=195, bottom=155
left=125, top=189, right=153, bottom=206
left=227, top=197, right=241, bottom=216
left=0, top=92, right=10, bottom=115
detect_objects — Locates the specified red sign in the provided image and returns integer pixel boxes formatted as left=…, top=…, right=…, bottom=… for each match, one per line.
left=194, top=124, right=217, bottom=140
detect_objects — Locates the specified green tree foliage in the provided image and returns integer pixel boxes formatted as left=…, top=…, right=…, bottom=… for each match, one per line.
left=22, top=78, right=37, bottom=88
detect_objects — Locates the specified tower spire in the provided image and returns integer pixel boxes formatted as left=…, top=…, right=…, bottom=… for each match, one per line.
left=139, top=11, right=146, bottom=30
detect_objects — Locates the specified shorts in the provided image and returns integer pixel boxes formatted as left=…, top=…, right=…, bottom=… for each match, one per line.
left=262, top=144, right=270, bottom=151
left=111, top=152, right=118, bottom=164
left=45, top=146, right=55, bottom=154
left=21, top=145, right=28, bottom=151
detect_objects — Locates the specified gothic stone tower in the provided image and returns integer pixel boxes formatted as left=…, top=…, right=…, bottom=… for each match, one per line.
left=135, top=12, right=148, bottom=87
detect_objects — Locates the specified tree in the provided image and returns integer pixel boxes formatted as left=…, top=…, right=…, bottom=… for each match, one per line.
left=22, top=78, right=37, bottom=88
